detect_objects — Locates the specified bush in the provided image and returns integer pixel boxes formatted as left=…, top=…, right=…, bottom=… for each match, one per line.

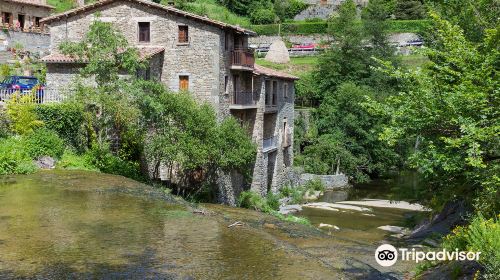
left=304, top=178, right=325, bottom=192
left=34, top=103, right=86, bottom=151
left=250, top=19, right=430, bottom=35
left=0, top=137, right=36, bottom=175
left=57, top=150, right=98, bottom=171
left=84, top=144, right=143, bottom=181
left=238, top=190, right=311, bottom=225
left=251, top=21, right=328, bottom=35
left=23, top=128, right=65, bottom=159
left=250, top=7, right=277, bottom=24
left=443, top=214, right=500, bottom=279
left=238, top=190, right=271, bottom=212
left=6, top=94, right=44, bottom=135
left=274, top=0, right=307, bottom=20
left=0, top=110, right=10, bottom=138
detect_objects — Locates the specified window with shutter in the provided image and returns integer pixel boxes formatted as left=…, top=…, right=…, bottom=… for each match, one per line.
left=179, top=76, right=189, bottom=91
left=138, top=22, right=150, bottom=42
left=178, top=25, right=189, bottom=43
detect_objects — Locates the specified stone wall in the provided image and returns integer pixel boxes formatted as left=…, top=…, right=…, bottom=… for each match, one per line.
left=250, top=33, right=420, bottom=48
left=0, top=30, right=49, bottom=55
left=300, top=173, right=349, bottom=189
left=249, top=76, right=295, bottom=195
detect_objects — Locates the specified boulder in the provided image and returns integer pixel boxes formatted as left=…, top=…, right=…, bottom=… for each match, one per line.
left=35, top=156, right=56, bottom=169
left=265, top=40, right=290, bottom=64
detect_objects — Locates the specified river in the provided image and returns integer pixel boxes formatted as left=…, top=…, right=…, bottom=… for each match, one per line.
left=0, top=170, right=423, bottom=279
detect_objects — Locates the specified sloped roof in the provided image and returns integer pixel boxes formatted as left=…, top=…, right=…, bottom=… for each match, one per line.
left=253, top=64, right=299, bottom=80
left=4, top=0, right=54, bottom=9
left=40, top=0, right=256, bottom=36
left=41, top=46, right=165, bottom=63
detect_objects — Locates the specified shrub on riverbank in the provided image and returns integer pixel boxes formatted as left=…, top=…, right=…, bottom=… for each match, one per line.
left=238, top=190, right=310, bottom=225
left=0, top=137, right=36, bottom=175
left=443, top=215, right=500, bottom=279
left=34, top=103, right=86, bottom=151
left=23, top=128, right=65, bottom=159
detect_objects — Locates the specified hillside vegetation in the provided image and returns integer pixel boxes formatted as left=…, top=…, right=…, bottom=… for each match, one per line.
left=47, top=0, right=428, bottom=34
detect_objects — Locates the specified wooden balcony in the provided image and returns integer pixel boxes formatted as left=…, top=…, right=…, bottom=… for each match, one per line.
left=229, top=90, right=258, bottom=109
left=230, top=49, right=255, bottom=71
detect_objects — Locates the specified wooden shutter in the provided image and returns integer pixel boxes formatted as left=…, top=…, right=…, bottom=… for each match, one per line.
left=178, top=26, right=188, bottom=43
left=179, top=76, right=189, bottom=91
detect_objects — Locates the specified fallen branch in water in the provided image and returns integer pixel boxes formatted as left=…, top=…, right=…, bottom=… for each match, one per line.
left=228, top=221, right=244, bottom=228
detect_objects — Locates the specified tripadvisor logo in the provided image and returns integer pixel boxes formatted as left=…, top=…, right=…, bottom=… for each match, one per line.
left=375, top=244, right=398, bottom=267
left=375, top=244, right=481, bottom=267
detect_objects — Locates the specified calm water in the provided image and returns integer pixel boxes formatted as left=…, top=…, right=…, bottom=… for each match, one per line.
left=0, top=170, right=417, bottom=279
left=297, top=173, right=424, bottom=243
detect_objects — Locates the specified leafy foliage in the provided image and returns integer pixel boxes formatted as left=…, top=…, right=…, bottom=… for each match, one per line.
left=295, top=0, right=400, bottom=182
left=34, top=103, right=86, bottom=151
left=426, top=0, right=499, bottom=42
left=6, top=93, right=44, bottom=135
left=23, top=128, right=65, bottom=159
left=443, top=214, right=500, bottom=279
left=142, top=86, right=256, bottom=190
left=368, top=13, right=499, bottom=213
left=394, top=0, right=425, bottom=20
left=0, top=137, right=36, bottom=175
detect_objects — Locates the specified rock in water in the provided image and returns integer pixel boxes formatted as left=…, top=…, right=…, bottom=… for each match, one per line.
left=35, top=156, right=56, bottom=169
left=265, top=40, right=290, bottom=64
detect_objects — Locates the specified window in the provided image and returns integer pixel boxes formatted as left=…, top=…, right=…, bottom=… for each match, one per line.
left=138, top=22, right=150, bottom=42
left=17, top=14, right=25, bottom=29
left=224, top=75, right=228, bottom=94
left=35, top=17, right=42, bottom=28
left=2, top=12, right=12, bottom=25
left=179, top=75, right=189, bottom=91
left=178, top=25, right=188, bottom=43
left=283, top=83, right=288, bottom=98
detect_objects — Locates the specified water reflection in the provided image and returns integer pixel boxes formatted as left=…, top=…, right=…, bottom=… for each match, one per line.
left=0, top=170, right=339, bottom=279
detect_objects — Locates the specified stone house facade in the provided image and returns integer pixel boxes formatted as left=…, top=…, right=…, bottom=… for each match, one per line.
left=40, top=0, right=298, bottom=204
left=0, top=0, right=53, bottom=32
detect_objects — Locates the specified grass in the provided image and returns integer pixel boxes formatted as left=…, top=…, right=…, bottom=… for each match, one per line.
left=256, top=56, right=319, bottom=76
left=47, top=0, right=76, bottom=13
left=161, top=0, right=251, bottom=27
left=400, top=53, right=429, bottom=69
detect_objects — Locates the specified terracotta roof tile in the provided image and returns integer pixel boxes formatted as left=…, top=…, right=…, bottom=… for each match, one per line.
left=4, top=0, right=54, bottom=9
left=40, top=0, right=256, bottom=36
left=253, top=64, right=299, bottom=80
left=41, top=46, right=165, bottom=63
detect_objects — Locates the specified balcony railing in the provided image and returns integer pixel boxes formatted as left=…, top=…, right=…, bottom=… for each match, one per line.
left=1, top=23, right=47, bottom=34
left=263, top=136, right=277, bottom=152
left=0, top=89, right=65, bottom=104
left=231, top=49, right=255, bottom=69
left=230, top=90, right=258, bottom=107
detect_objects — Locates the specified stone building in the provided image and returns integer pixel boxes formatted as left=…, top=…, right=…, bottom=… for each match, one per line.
left=40, top=0, right=298, bottom=204
left=0, top=0, right=53, bottom=31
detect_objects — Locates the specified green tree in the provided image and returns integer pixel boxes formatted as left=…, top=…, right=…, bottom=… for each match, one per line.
left=297, top=0, right=400, bottom=182
left=394, top=0, right=425, bottom=19
left=369, top=14, right=499, bottom=214
left=141, top=84, right=256, bottom=194
left=425, top=0, right=499, bottom=42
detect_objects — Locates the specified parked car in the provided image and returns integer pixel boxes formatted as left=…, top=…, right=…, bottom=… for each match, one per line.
left=0, top=76, right=45, bottom=102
